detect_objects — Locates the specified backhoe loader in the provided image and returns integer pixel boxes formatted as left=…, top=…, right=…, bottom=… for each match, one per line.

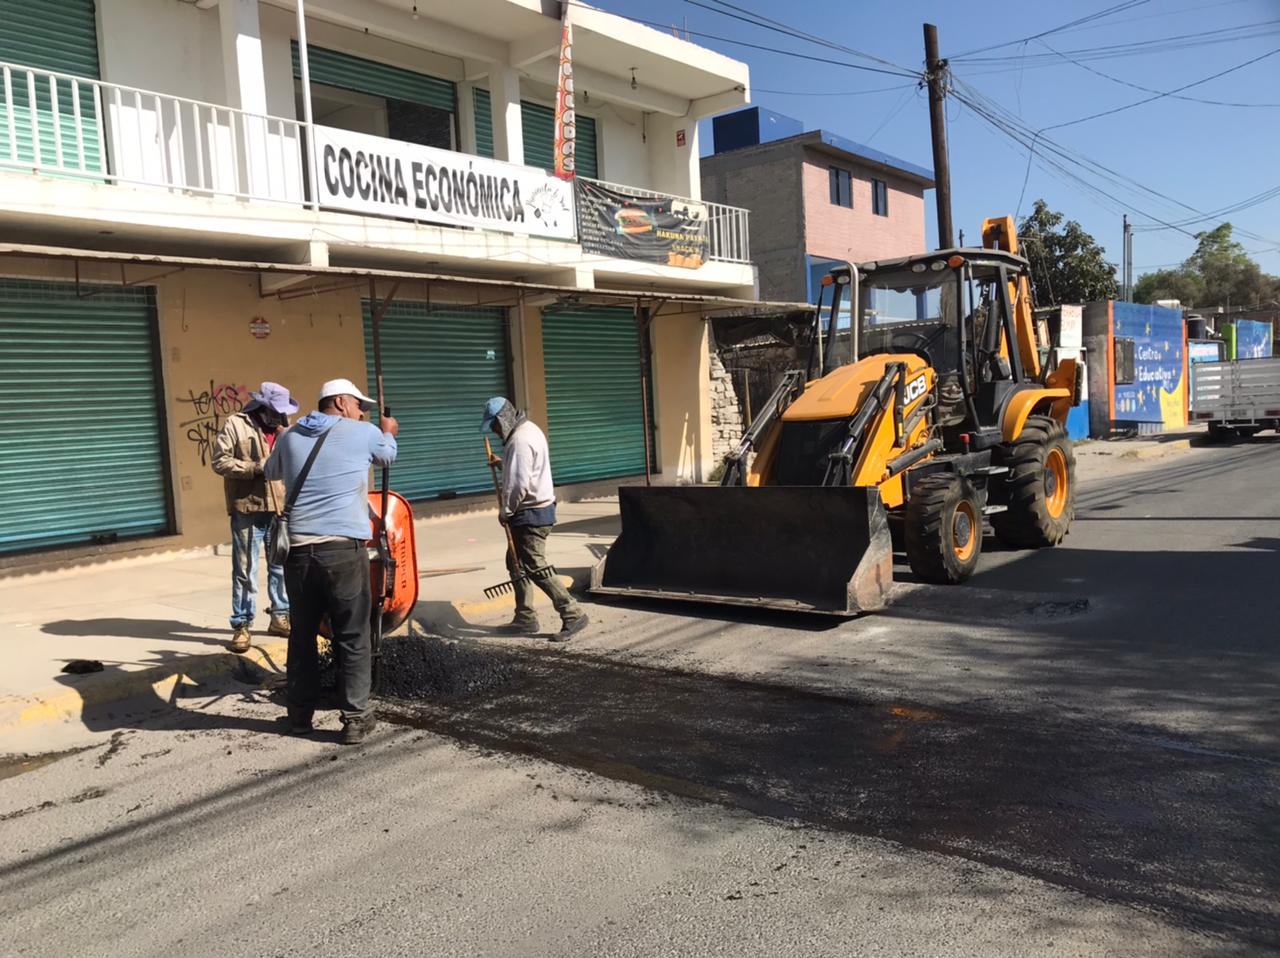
left=590, top=216, right=1082, bottom=615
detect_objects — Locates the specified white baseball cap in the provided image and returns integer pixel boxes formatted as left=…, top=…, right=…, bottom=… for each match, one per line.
left=318, top=378, right=376, bottom=410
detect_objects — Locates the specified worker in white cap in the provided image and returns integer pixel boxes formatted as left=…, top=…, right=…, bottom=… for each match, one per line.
left=264, top=378, right=398, bottom=744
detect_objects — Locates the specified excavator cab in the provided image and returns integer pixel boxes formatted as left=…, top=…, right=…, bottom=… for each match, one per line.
left=591, top=216, right=1081, bottom=617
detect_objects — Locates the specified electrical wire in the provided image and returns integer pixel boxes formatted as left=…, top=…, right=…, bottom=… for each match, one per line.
left=1040, top=47, right=1280, bottom=131
left=686, top=0, right=917, bottom=74
left=1036, top=38, right=1280, bottom=108
left=562, top=1, right=920, bottom=78
left=949, top=0, right=1153, bottom=60
left=752, top=83, right=916, bottom=97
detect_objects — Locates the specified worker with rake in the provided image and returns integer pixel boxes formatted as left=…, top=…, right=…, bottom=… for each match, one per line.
left=481, top=397, right=589, bottom=641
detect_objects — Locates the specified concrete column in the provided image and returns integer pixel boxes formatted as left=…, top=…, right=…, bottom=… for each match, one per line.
left=219, top=0, right=270, bottom=196
left=647, top=115, right=700, bottom=199
left=489, top=66, right=524, bottom=166
left=457, top=81, right=478, bottom=155
left=651, top=312, right=712, bottom=483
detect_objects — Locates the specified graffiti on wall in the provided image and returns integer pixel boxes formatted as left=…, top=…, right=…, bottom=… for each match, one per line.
left=1113, top=303, right=1186, bottom=429
left=176, top=381, right=251, bottom=466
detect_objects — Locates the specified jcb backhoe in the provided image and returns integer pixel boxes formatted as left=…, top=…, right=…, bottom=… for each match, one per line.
left=590, top=216, right=1082, bottom=615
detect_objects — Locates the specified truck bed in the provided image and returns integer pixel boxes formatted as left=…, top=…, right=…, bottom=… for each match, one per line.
left=1191, top=357, right=1280, bottom=434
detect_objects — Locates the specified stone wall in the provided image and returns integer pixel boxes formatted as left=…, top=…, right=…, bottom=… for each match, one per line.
left=709, top=348, right=744, bottom=463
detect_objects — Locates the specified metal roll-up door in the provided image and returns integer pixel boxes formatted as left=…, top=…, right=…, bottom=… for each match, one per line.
left=472, top=91, right=598, bottom=177
left=0, top=280, right=170, bottom=554
left=291, top=42, right=455, bottom=113
left=541, top=306, right=647, bottom=484
left=363, top=301, right=510, bottom=500
left=0, top=0, right=104, bottom=173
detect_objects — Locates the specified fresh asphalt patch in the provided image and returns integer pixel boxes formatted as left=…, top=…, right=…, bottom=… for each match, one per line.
left=375, top=636, right=1278, bottom=948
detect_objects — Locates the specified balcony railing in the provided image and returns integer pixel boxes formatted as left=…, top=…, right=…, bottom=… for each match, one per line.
left=0, top=61, right=750, bottom=265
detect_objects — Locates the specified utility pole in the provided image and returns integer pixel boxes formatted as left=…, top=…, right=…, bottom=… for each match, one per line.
left=924, top=23, right=953, bottom=250
left=1122, top=215, right=1133, bottom=301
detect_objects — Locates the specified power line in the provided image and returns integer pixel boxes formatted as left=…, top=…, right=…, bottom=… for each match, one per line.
left=956, top=20, right=1280, bottom=71
left=687, top=0, right=917, bottom=74
left=562, top=1, right=920, bottom=78
left=948, top=77, right=1280, bottom=248
left=1041, top=47, right=1280, bottom=131
left=753, top=83, right=916, bottom=96
left=1036, top=38, right=1280, bottom=108
left=949, top=0, right=1152, bottom=60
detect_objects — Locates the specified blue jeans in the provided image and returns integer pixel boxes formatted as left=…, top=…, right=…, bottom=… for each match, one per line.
left=230, top=511, right=289, bottom=629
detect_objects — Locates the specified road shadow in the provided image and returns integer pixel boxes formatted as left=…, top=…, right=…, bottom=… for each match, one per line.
left=43, top=618, right=230, bottom=651
left=51, top=650, right=288, bottom=739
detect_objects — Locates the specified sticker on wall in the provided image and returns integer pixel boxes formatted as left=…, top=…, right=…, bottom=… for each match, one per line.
left=249, top=317, right=271, bottom=340
left=676, top=129, right=687, bottom=147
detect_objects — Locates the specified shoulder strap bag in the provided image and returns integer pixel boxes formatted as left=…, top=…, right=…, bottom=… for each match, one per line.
left=267, top=427, right=333, bottom=566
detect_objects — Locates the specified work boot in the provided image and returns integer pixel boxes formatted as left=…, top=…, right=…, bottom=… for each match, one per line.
left=268, top=614, right=291, bottom=638
left=340, top=713, right=378, bottom=745
left=229, top=626, right=252, bottom=653
left=550, top=612, right=589, bottom=643
left=499, top=616, right=541, bottom=636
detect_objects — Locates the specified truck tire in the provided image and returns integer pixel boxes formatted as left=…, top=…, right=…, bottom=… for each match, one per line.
left=992, top=415, right=1075, bottom=549
left=1206, top=422, right=1233, bottom=443
left=905, top=474, right=983, bottom=584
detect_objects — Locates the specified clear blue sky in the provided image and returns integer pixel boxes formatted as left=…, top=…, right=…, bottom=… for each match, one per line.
left=592, top=0, right=1280, bottom=281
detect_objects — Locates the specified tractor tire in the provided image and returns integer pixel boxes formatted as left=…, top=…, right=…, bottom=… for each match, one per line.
left=992, top=415, right=1075, bottom=549
left=905, top=474, right=983, bottom=584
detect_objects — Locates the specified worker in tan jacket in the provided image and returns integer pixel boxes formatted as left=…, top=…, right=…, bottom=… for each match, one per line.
left=212, top=382, right=297, bottom=652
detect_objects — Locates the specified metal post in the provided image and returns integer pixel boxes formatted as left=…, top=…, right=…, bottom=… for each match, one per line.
left=295, top=0, right=318, bottom=210
left=1122, top=215, right=1133, bottom=302
left=636, top=302, right=654, bottom=487
left=924, top=23, right=954, bottom=250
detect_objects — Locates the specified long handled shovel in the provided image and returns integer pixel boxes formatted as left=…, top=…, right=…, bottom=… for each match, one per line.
left=482, top=436, right=557, bottom=599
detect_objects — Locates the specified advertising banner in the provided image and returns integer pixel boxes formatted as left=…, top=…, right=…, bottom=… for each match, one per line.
left=1188, top=339, right=1224, bottom=364
left=553, top=21, right=576, bottom=179
left=1112, top=302, right=1186, bottom=427
left=576, top=179, right=709, bottom=269
left=312, top=124, right=576, bottom=240
left=1232, top=319, right=1273, bottom=359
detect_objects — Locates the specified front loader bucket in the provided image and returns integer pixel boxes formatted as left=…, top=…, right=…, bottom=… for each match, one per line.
left=591, top=485, right=893, bottom=616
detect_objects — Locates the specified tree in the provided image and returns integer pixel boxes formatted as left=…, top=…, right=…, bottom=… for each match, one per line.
left=1134, top=223, right=1280, bottom=308
left=1017, top=199, right=1119, bottom=306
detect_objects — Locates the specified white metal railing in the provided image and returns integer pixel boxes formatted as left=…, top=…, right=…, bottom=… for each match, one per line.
left=0, top=61, right=751, bottom=265
left=0, top=61, right=305, bottom=205
left=577, top=176, right=751, bottom=265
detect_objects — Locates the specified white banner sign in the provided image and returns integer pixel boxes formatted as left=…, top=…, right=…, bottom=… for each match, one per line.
left=312, top=125, right=576, bottom=241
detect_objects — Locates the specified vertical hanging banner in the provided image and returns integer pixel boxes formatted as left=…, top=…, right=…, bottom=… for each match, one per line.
left=553, top=20, right=576, bottom=179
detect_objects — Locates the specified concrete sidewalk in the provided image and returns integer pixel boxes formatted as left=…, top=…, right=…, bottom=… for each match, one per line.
left=0, top=497, right=621, bottom=749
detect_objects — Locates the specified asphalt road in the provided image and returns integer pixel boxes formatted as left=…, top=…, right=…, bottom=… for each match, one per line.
left=1, top=438, right=1278, bottom=957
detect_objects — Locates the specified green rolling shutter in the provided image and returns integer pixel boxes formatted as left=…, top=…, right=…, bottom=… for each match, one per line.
left=541, top=306, right=647, bottom=484
left=472, top=90, right=597, bottom=177
left=363, top=301, right=510, bottom=500
left=521, top=101, right=555, bottom=172
left=0, top=280, right=170, bottom=554
left=473, top=88, right=494, bottom=158
left=576, top=114, right=597, bottom=181
left=0, top=0, right=104, bottom=173
left=291, top=42, right=456, bottom=113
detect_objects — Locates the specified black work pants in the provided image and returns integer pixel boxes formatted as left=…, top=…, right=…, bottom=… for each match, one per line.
left=284, top=540, right=372, bottom=720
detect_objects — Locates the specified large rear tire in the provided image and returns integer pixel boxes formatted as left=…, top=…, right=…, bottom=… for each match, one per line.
left=992, top=415, right=1075, bottom=549
left=905, top=474, right=983, bottom=584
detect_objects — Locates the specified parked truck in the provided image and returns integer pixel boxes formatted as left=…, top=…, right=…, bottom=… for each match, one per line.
left=1190, top=355, right=1280, bottom=440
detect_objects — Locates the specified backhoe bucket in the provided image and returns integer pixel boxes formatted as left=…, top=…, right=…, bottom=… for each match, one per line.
left=591, top=485, right=893, bottom=616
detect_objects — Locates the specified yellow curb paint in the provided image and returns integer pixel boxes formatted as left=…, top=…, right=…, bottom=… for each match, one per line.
left=450, top=575, right=576, bottom=620
left=0, top=639, right=290, bottom=735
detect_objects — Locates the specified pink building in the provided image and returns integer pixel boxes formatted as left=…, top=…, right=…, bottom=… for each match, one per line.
left=701, top=108, right=934, bottom=304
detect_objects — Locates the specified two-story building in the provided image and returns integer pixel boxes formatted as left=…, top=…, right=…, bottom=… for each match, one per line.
left=0, top=0, right=774, bottom=561
left=701, top=106, right=934, bottom=304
